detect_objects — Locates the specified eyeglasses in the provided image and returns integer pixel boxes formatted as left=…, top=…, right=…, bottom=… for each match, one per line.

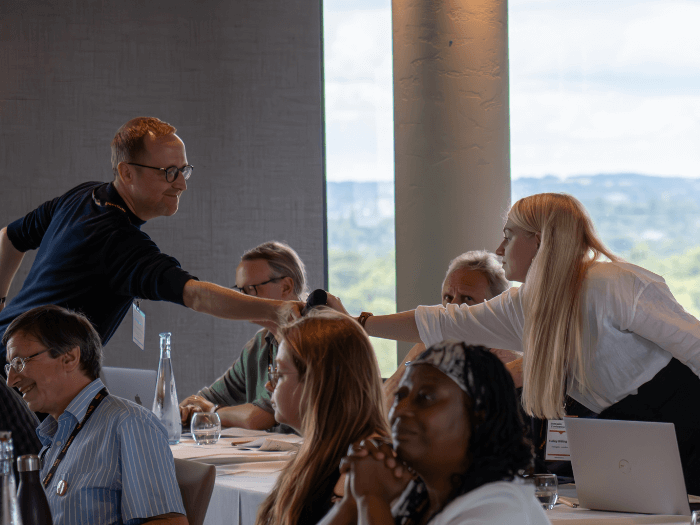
left=232, top=277, right=283, bottom=296
left=126, top=162, right=193, bottom=183
left=5, top=348, right=52, bottom=376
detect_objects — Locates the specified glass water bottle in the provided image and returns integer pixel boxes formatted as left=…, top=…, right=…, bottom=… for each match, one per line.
left=152, top=332, right=181, bottom=445
left=0, top=432, right=22, bottom=525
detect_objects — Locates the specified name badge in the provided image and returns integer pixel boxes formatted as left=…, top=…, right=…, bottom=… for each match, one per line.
left=545, top=419, right=571, bottom=461
left=57, top=479, right=68, bottom=496
left=132, top=302, right=146, bottom=350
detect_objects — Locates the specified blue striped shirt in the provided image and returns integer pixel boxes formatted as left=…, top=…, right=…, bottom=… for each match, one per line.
left=37, top=379, right=186, bottom=525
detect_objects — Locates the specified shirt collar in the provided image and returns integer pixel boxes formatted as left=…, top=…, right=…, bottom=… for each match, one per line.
left=95, top=182, right=146, bottom=227
left=64, top=378, right=106, bottom=421
left=35, top=379, right=105, bottom=445
left=264, top=330, right=278, bottom=346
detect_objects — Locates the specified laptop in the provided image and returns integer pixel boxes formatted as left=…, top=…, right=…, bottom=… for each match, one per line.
left=565, top=418, right=691, bottom=516
left=101, top=366, right=158, bottom=411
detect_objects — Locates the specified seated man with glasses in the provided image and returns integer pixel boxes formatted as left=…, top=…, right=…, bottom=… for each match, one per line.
left=0, top=117, right=292, bottom=369
left=4, top=305, right=187, bottom=525
left=179, top=241, right=306, bottom=432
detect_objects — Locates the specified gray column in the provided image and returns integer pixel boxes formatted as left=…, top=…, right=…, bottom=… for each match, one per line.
left=393, top=0, right=511, bottom=359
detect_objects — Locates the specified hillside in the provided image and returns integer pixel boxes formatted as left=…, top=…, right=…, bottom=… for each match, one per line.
left=327, top=174, right=700, bottom=373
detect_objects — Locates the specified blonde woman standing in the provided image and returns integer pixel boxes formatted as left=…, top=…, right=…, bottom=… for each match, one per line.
left=255, top=308, right=389, bottom=525
left=329, top=193, right=700, bottom=494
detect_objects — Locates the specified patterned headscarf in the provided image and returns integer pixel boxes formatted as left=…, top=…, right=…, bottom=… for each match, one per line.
left=407, top=340, right=489, bottom=414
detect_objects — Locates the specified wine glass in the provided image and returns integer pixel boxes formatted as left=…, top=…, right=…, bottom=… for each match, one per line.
left=190, top=412, right=222, bottom=445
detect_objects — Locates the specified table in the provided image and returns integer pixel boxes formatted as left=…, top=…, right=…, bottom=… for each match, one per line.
left=173, top=432, right=695, bottom=525
left=171, top=428, right=298, bottom=525
left=547, top=485, right=692, bottom=524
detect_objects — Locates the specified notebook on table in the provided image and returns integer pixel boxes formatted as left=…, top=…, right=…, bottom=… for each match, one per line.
left=101, top=366, right=158, bottom=410
left=564, top=417, right=691, bottom=516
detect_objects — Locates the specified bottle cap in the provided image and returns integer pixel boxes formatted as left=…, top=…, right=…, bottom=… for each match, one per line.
left=17, top=454, right=41, bottom=472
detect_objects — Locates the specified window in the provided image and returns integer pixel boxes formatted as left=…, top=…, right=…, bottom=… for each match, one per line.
left=323, top=0, right=397, bottom=375
left=510, top=0, right=700, bottom=316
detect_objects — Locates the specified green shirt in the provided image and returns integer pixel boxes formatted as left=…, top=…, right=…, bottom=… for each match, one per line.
left=198, top=329, right=277, bottom=413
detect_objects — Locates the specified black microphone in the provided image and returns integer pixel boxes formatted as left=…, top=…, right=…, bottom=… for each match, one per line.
left=301, top=289, right=328, bottom=315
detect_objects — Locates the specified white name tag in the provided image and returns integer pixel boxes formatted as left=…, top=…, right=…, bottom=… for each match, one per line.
left=132, top=302, right=146, bottom=350
left=545, top=419, right=571, bottom=461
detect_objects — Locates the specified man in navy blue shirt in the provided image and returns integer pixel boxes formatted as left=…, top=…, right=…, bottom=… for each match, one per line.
left=0, top=117, right=288, bottom=367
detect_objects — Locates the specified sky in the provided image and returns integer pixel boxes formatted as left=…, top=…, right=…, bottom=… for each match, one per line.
left=323, top=0, right=700, bottom=182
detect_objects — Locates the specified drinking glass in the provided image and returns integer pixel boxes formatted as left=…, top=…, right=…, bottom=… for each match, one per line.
left=691, top=510, right=700, bottom=525
left=190, top=412, right=221, bottom=445
left=530, top=473, right=558, bottom=510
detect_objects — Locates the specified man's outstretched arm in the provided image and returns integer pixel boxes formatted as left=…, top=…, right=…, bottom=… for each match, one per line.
left=0, top=227, right=25, bottom=312
left=182, top=280, right=293, bottom=322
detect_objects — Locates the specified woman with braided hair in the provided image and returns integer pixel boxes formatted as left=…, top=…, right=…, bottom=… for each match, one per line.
left=320, top=341, right=549, bottom=525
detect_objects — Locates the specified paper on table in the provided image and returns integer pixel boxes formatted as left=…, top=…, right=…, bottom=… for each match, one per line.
left=217, top=461, right=289, bottom=476
left=171, top=442, right=295, bottom=464
left=236, top=434, right=303, bottom=452
left=219, top=427, right=273, bottom=438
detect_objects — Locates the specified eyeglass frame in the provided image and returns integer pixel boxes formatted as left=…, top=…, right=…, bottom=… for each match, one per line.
left=126, top=162, right=194, bottom=183
left=232, top=277, right=284, bottom=296
left=268, top=363, right=280, bottom=389
left=5, top=348, right=53, bottom=376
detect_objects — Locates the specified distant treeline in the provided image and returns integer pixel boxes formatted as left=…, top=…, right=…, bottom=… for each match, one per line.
left=327, top=174, right=700, bottom=372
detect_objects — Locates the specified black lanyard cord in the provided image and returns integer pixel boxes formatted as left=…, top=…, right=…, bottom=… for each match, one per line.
left=42, top=388, right=109, bottom=489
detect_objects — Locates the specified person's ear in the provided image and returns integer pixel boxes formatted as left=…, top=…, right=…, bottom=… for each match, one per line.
left=62, top=346, right=82, bottom=374
left=280, top=277, right=295, bottom=299
left=116, top=162, right=133, bottom=183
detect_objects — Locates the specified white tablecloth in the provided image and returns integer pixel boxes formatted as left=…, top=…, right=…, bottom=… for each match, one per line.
left=173, top=433, right=694, bottom=525
left=172, top=429, right=298, bottom=525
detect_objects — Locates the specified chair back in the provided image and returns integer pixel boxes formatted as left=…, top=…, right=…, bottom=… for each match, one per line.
left=174, top=458, right=217, bottom=525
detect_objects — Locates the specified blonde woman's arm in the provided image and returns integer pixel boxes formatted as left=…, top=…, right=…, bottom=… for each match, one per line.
left=325, top=293, right=421, bottom=343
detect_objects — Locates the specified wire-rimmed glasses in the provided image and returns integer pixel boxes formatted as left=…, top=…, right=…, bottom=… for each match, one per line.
left=5, top=348, right=52, bottom=376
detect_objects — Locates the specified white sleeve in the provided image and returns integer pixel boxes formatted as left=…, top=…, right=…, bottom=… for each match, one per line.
left=415, top=287, right=525, bottom=352
left=624, top=278, right=700, bottom=377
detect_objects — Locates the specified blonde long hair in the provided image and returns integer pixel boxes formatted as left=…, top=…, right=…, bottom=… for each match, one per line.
left=512, top=193, right=620, bottom=419
left=255, top=309, right=389, bottom=525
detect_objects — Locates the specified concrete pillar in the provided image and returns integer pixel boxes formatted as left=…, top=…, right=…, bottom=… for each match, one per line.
left=393, top=0, right=511, bottom=359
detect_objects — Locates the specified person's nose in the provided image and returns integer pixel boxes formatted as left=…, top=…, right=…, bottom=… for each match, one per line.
left=495, top=239, right=506, bottom=256
left=6, top=367, right=20, bottom=388
left=389, top=396, right=411, bottom=422
left=173, top=172, right=187, bottom=192
left=264, top=380, right=273, bottom=393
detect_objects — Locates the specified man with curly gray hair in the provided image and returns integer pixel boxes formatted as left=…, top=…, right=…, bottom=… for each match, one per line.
left=382, top=250, right=520, bottom=409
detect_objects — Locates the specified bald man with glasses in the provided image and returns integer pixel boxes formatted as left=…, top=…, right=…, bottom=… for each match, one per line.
left=0, top=117, right=291, bottom=368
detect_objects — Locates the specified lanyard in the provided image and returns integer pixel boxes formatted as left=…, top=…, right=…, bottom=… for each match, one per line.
left=42, top=388, right=109, bottom=489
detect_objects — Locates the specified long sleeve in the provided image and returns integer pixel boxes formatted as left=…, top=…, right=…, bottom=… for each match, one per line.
left=415, top=287, right=525, bottom=351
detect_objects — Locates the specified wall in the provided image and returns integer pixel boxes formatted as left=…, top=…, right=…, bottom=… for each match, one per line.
left=0, top=0, right=325, bottom=396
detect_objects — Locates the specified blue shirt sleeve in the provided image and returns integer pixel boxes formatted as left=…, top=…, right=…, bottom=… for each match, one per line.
left=101, top=229, right=196, bottom=305
left=7, top=197, right=59, bottom=252
left=6, top=182, right=96, bottom=252
left=118, top=412, right=186, bottom=521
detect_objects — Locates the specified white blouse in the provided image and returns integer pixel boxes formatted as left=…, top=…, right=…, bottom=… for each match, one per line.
left=415, top=261, right=700, bottom=413
left=393, top=479, right=551, bottom=525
